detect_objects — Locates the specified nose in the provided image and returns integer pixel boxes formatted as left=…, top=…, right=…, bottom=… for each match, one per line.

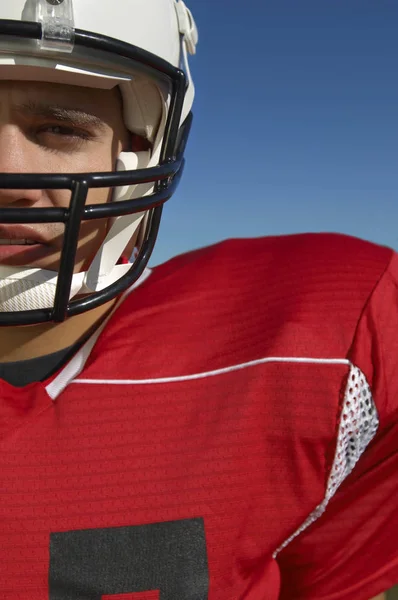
left=0, top=125, right=43, bottom=206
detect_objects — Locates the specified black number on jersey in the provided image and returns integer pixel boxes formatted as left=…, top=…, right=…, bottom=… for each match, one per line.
left=49, top=518, right=208, bottom=599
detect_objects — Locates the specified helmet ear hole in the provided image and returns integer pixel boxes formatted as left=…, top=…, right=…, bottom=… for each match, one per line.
left=131, top=133, right=151, bottom=152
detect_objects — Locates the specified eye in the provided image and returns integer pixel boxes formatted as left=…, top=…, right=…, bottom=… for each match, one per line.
left=33, top=124, right=93, bottom=153
left=38, top=125, right=90, bottom=139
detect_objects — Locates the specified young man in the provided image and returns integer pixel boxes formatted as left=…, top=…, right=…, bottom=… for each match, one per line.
left=0, top=1, right=396, bottom=599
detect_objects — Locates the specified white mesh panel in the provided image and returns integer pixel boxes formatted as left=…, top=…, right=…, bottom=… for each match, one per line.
left=0, top=277, right=56, bottom=311
left=273, top=364, right=379, bottom=558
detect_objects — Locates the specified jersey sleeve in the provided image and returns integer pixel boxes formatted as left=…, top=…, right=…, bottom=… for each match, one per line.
left=276, top=251, right=398, bottom=600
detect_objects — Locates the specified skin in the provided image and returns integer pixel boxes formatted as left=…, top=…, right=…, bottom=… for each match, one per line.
left=0, top=80, right=131, bottom=362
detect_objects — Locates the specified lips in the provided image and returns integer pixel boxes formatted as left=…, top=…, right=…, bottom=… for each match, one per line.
left=0, top=224, right=54, bottom=266
left=0, top=225, right=48, bottom=246
left=0, top=239, right=38, bottom=245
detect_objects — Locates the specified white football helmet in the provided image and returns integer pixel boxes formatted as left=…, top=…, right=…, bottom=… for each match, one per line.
left=0, top=0, right=198, bottom=324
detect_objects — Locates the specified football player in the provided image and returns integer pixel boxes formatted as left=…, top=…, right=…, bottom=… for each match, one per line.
left=0, top=1, right=396, bottom=599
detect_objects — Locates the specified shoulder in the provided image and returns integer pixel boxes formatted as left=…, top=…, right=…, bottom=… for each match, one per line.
left=145, top=232, right=394, bottom=318
left=151, top=231, right=392, bottom=286
left=106, top=233, right=395, bottom=364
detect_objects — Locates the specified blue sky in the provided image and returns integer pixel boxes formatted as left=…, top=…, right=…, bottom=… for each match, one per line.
left=151, top=0, right=398, bottom=265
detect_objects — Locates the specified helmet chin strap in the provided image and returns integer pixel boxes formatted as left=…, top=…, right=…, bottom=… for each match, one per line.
left=0, top=266, right=87, bottom=313
left=0, top=150, right=153, bottom=313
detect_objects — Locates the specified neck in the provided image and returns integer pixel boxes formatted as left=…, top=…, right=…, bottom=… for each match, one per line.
left=0, top=299, right=117, bottom=363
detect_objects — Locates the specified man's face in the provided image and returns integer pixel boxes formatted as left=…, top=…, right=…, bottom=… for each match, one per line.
left=0, top=79, right=130, bottom=272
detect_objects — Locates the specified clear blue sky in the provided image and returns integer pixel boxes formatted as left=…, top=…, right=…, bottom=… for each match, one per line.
left=151, top=0, right=398, bottom=265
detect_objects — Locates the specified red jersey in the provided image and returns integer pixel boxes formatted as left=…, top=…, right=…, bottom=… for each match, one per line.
left=1, top=232, right=398, bottom=599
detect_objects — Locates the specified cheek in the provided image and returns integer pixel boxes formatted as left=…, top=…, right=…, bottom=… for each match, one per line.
left=74, top=188, right=113, bottom=271
left=88, top=186, right=113, bottom=205
left=49, top=182, right=113, bottom=207
left=75, top=217, right=108, bottom=272
left=48, top=171, right=114, bottom=207
left=46, top=162, right=116, bottom=271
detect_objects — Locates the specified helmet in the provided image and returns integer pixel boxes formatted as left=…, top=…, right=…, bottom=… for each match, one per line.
left=0, top=0, right=198, bottom=325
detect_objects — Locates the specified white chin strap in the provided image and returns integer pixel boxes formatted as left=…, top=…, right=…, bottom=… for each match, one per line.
left=0, top=151, right=154, bottom=313
left=0, top=261, right=134, bottom=312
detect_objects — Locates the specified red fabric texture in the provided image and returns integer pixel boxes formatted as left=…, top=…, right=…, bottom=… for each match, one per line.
left=0, top=233, right=397, bottom=598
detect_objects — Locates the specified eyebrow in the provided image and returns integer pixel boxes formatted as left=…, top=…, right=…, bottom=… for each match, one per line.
left=14, top=101, right=107, bottom=131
